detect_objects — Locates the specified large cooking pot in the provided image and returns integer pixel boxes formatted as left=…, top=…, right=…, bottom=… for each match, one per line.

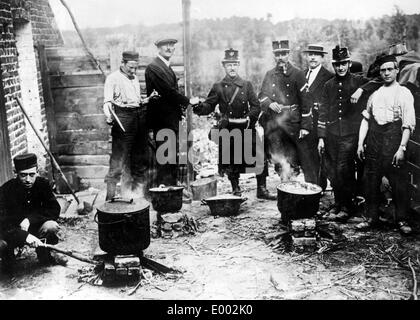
left=95, top=197, right=150, bottom=255
left=201, top=194, right=247, bottom=216
left=277, top=181, right=322, bottom=224
left=149, top=184, right=184, bottom=212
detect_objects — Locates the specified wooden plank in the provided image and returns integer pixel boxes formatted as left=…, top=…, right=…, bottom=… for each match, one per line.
left=56, top=141, right=110, bottom=155
left=52, top=86, right=104, bottom=114
left=58, top=155, right=109, bottom=166
left=50, top=74, right=105, bottom=89
left=56, top=113, right=107, bottom=131
left=56, top=129, right=110, bottom=145
left=60, top=165, right=109, bottom=179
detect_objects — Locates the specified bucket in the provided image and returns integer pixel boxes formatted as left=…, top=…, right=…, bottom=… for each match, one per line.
left=277, top=181, right=322, bottom=224
left=191, top=177, right=217, bottom=201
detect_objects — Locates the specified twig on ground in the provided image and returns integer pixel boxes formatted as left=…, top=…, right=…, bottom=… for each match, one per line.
left=128, top=279, right=143, bottom=296
left=408, top=257, right=418, bottom=300
left=187, top=242, right=201, bottom=256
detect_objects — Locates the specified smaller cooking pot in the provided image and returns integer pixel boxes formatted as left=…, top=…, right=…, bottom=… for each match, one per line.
left=201, top=194, right=247, bottom=216
left=149, top=184, right=184, bottom=212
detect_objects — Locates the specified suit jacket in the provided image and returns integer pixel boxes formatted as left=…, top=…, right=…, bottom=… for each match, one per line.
left=258, top=62, right=312, bottom=135
left=0, top=177, right=60, bottom=247
left=304, top=66, right=334, bottom=132
left=145, top=57, right=190, bottom=131
left=194, top=75, right=260, bottom=126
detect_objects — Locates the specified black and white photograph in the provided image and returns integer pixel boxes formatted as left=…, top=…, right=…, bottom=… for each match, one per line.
left=1, top=0, right=420, bottom=304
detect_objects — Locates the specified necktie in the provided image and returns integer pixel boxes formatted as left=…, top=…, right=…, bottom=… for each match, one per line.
left=306, top=70, right=312, bottom=82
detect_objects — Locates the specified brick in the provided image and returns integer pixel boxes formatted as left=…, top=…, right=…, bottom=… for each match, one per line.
left=114, top=255, right=140, bottom=268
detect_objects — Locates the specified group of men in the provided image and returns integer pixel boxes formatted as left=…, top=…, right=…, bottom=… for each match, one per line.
left=0, top=37, right=416, bottom=274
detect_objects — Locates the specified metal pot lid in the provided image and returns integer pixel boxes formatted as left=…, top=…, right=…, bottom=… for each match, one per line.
left=149, top=184, right=184, bottom=192
left=277, top=181, right=322, bottom=195
left=96, top=198, right=150, bottom=214
left=204, top=194, right=244, bottom=201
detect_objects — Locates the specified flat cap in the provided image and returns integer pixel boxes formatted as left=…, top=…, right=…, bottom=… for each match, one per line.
left=154, top=38, right=178, bottom=47
left=122, top=51, right=139, bottom=61
left=13, top=153, right=37, bottom=171
left=377, top=54, right=397, bottom=67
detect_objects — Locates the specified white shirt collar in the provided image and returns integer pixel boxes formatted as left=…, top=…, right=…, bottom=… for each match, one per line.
left=307, top=64, right=322, bottom=86
left=157, top=54, right=171, bottom=67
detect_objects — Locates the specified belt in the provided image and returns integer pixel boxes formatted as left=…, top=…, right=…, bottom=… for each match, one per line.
left=114, top=105, right=146, bottom=111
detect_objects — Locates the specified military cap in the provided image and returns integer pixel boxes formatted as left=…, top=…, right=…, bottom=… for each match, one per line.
left=13, top=153, right=37, bottom=171
left=377, top=54, right=398, bottom=68
left=222, top=48, right=240, bottom=63
left=302, top=44, right=328, bottom=54
left=272, top=40, right=290, bottom=52
left=122, top=51, right=139, bottom=61
left=332, top=45, right=351, bottom=63
left=154, top=38, right=178, bottom=47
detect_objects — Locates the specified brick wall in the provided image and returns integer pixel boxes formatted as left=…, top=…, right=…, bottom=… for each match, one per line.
left=0, top=0, right=63, bottom=174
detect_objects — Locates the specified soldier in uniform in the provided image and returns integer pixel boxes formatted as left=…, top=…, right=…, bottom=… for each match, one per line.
left=317, top=45, right=381, bottom=221
left=302, top=44, right=334, bottom=190
left=0, top=153, right=67, bottom=274
left=194, top=49, right=276, bottom=199
left=357, top=54, right=416, bottom=235
left=258, top=40, right=313, bottom=182
left=145, top=38, right=198, bottom=187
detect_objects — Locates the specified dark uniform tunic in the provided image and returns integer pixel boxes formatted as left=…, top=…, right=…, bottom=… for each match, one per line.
left=258, top=63, right=313, bottom=181
left=0, top=177, right=60, bottom=249
left=145, top=57, right=190, bottom=186
left=304, top=66, right=334, bottom=189
left=194, top=76, right=262, bottom=179
left=318, top=73, right=379, bottom=209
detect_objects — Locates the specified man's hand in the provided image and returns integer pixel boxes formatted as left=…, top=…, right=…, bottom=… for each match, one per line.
left=269, top=102, right=283, bottom=113
left=318, top=138, right=325, bottom=156
left=189, top=97, right=199, bottom=106
left=20, top=218, right=30, bottom=232
left=299, top=129, right=309, bottom=139
left=25, top=234, right=42, bottom=248
left=392, top=148, right=405, bottom=168
left=350, top=88, right=364, bottom=104
left=103, top=102, right=114, bottom=125
left=357, top=144, right=365, bottom=161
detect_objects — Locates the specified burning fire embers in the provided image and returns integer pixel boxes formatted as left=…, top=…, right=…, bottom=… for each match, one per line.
left=152, top=212, right=199, bottom=239
left=290, top=218, right=318, bottom=252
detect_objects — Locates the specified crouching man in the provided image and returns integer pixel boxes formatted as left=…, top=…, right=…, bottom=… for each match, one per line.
left=0, top=153, right=67, bottom=274
left=356, top=55, right=416, bottom=235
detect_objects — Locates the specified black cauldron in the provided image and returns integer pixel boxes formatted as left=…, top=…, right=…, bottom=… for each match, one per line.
left=149, top=184, right=184, bottom=212
left=201, top=194, right=247, bottom=216
left=95, top=198, right=150, bottom=255
left=277, top=181, right=322, bottom=224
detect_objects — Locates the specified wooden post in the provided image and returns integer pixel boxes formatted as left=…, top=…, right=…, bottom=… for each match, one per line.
left=182, top=0, right=194, bottom=190
left=0, top=62, right=13, bottom=185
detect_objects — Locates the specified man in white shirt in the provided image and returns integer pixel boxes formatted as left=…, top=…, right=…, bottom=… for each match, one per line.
left=357, top=54, right=416, bottom=235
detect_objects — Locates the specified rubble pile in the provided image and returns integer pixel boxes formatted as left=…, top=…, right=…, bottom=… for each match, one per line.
left=289, top=218, right=318, bottom=252
left=152, top=212, right=199, bottom=239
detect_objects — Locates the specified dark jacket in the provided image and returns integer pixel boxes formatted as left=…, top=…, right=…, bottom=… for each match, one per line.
left=145, top=57, right=190, bottom=131
left=258, top=62, right=312, bottom=135
left=318, top=73, right=382, bottom=138
left=0, top=177, right=60, bottom=247
left=194, top=75, right=260, bottom=126
left=304, top=66, right=334, bottom=132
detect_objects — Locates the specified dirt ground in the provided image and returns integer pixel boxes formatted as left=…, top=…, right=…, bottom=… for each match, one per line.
left=1, top=171, right=420, bottom=300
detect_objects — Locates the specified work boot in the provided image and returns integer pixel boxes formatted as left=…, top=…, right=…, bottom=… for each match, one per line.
left=36, top=248, right=68, bottom=266
left=230, top=178, right=242, bottom=196
left=106, top=182, right=117, bottom=201
left=256, top=175, right=276, bottom=200
left=397, top=221, right=413, bottom=236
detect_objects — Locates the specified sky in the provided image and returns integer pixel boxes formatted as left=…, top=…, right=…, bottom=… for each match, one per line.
left=49, top=0, right=420, bottom=30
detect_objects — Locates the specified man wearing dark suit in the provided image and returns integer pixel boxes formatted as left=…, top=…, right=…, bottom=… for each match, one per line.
left=302, top=44, right=334, bottom=190
left=145, top=38, right=198, bottom=186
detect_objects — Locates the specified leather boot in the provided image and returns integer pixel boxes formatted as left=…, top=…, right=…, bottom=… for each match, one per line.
left=106, top=182, right=117, bottom=201
left=256, top=175, right=276, bottom=200
left=230, top=178, right=242, bottom=196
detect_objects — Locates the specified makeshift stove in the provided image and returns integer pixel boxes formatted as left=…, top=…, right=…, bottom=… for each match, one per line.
left=289, top=218, right=318, bottom=252
left=153, top=212, right=198, bottom=239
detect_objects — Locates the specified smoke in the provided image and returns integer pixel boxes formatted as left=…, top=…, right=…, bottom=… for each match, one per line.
left=270, top=152, right=297, bottom=182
